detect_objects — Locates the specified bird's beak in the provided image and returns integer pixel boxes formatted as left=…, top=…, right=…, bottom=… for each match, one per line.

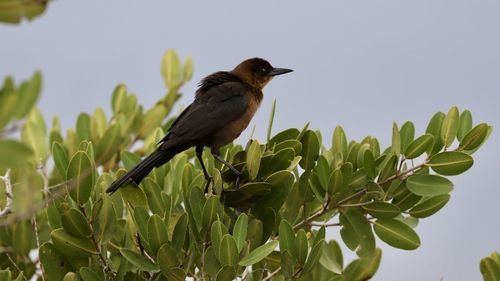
left=269, top=67, right=293, bottom=76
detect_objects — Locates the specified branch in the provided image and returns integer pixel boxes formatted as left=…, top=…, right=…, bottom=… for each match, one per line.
left=261, top=267, right=281, bottom=281
left=293, top=197, right=330, bottom=230
left=0, top=169, right=13, bottom=217
left=32, top=217, right=46, bottom=281
left=379, top=161, right=428, bottom=185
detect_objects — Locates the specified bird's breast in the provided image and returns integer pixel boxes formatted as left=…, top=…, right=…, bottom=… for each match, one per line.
left=211, top=94, right=261, bottom=148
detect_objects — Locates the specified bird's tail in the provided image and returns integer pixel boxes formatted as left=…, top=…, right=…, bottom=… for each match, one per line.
left=106, top=149, right=174, bottom=193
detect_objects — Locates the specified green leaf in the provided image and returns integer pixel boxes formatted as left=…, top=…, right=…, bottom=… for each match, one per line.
left=373, top=219, right=420, bottom=250
left=21, top=118, right=47, bottom=162
left=404, top=134, right=434, bottom=159
left=362, top=202, right=401, bottom=219
left=157, top=243, right=180, bottom=274
left=95, top=123, right=121, bottom=163
left=344, top=248, right=382, bottom=281
left=171, top=213, right=188, bottom=251
left=218, top=234, right=239, bottom=266
left=202, top=195, right=222, bottom=231
left=341, top=208, right=375, bottom=257
left=320, top=240, right=343, bottom=274
left=267, top=99, right=277, bottom=143
left=302, top=239, right=324, bottom=274
left=278, top=220, right=295, bottom=256
left=332, top=125, right=348, bottom=159
left=426, top=151, right=473, bottom=175
left=51, top=228, right=97, bottom=258
left=61, top=208, right=92, bottom=238
left=441, top=106, right=460, bottom=148
left=119, top=183, right=148, bottom=208
left=299, top=130, right=320, bottom=170
left=52, top=142, right=69, bottom=177
left=233, top=213, right=248, bottom=252
left=459, top=123, right=490, bottom=151
left=120, top=150, right=141, bottom=171
left=215, top=266, right=236, bottom=281
left=480, top=255, right=500, bottom=281
left=80, top=267, right=104, bottom=281
left=400, top=121, right=415, bottom=155
left=76, top=113, right=91, bottom=141
left=211, top=220, right=229, bottom=258
left=39, top=243, right=71, bottom=281
left=161, top=49, right=182, bottom=89
left=409, top=194, right=450, bottom=218
left=406, top=174, right=453, bottom=196
left=66, top=151, right=95, bottom=205
left=392, top=122, right=401, bottom=156
left=0, top=140, right=33, bottom=168
left=120, top=248, right=159, bottom=272
left=328, top=169, right=345, bottom=199
left=294, top=229, right=308, bottom=266
left=247, top=140, right=261, bottom=180
left=148, top=214, right=168, bottom=256
left=12, top=220, right=33, bottom=256
left=0, top=0, right=47, bottom=24
left=457, top=110, right=472, bottom=142
left=16, top=71, right=42, bottom=119
left=238, top=240, right=279, bottom=266
left=63, top=272, right=78, bottom=281
left=426, top=112, right=446, bottom=155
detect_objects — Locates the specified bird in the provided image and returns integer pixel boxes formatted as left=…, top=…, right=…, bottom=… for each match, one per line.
left=106, top=58, right=293, bottom=193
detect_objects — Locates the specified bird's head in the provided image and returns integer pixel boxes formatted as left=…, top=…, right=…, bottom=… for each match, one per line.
left=232, top=58, right=293, bottom=89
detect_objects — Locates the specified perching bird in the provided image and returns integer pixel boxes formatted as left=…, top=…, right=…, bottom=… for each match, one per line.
left=106, top=58, right=293, bottom=193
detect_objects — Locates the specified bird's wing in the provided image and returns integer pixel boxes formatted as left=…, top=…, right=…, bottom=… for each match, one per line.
left=160, top=81, right=249, bottom=149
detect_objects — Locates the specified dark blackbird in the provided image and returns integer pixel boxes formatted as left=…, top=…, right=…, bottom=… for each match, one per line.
left=106, top=58, right=293, bottom=193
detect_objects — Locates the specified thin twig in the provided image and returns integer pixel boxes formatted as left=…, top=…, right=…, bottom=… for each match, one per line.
left=308, top=222, right=341, bottom=227
left=379, top=161, right=427, bottom=185
left=0, top=169, right=13, bottom=217
left=261, top=267, right=282, bottom=281
left=6, top=253, right=28, bottom=281
left=32, top=217, right=46, bottom=281
left=294, top=197, right=331, bottom=230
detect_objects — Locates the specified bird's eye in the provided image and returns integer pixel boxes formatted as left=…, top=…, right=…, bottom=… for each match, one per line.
left=260, top=67, right=267, bottom=73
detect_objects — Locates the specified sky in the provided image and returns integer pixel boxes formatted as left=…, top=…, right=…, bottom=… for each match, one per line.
left=1, top=1, right=500, bottom=280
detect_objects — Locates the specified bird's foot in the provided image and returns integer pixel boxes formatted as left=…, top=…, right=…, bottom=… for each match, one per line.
left=204, top=176, right=214, bottom=194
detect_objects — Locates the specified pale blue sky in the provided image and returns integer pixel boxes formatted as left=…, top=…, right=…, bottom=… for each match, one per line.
left=1, top=1, right=499, bottom=280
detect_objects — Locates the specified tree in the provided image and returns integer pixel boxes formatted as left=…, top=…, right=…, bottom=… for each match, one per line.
left=0, top=50, right=494, bottom=281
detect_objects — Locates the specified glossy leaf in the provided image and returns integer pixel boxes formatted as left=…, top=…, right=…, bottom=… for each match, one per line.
left=302, top=239, right=324, bottom=274
left=247, top=140, right=261, bottom=180
left=405, top=134, right=434, bottom=159
left=295, top=229, right=309, bottom=266
left=61, top=208, right=92, bottom=238
left=219, top=234, right=238, bottom=266
left=457, top=110, right=472, bottom=142
left=39, top=243, right=71, bottom=281
left=400, top=121, right=415, bottom=155
left=341, top=208, right=375, bottom=257
left=427, top=151, right=473, bottom=175
left=299, top=130, right=320, bottom=170
left=426, top=112, right=445, bottom=155
left=51, top=228, right=97, bottom=258
left=120, top=248, right=159, bottom=272
left=0, top=140, right=33, bottom=168
left=148, top=214, right=168, bottom=256
left=233, top=213, right=248, bottom=252
left=278, top=220, right=295, bottom=256
left=392, top=122, right=401, bottom=156
left=459, top=123, right=490, bottom=151
left=344, top=248, right=382, bottom=281
left=66, top=151, right=94, bottom=205
left=409, top=194, right=450, bottom=218
left=362, top=202, right=401, bottom=219
left=320, top=240, right=343, bottom=274
left=373, top=219, right=420, bottom=250
left=52, top=142, right=69, bottom=177
left=441, top=106, right=459, bottom=148
left=203, top=195, right=222, bottom=231
left=406, top=175, right=453, bottom=196
left=158, top=243, right=180, bottom=273
left=239, top=240, right=279, bottom=266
